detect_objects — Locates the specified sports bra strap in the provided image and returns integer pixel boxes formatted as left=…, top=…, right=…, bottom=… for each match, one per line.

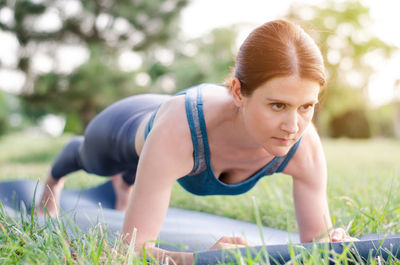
left=144, top=106, right=159, bottom=140
left=143, top=86, right=208, bottom=175
left=185, top=87, right=208, bottom=176
left=144, top=90, right=190, bottom=140
left=276, top=137, right=302, bottom=172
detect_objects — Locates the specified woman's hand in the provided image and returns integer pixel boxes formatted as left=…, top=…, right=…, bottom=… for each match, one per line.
left=329, top=228, right=359, bottom=242
left=318, top=228, right=359, bottom=242
left=209, top=236, right=249, bottom=250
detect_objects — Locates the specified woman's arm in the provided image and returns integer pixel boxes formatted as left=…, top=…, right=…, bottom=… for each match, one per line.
left=283, top=125, right=333, bottom=242
left=122, top=97, right=252, bottom=264
left=122, top=98, right=195, bottom=264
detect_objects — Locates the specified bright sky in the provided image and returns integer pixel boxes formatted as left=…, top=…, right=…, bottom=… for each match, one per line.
left=181, top=0, right=400, bottom=106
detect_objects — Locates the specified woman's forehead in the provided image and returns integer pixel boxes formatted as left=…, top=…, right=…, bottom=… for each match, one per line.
left=252, top=76, right=320, bottom=102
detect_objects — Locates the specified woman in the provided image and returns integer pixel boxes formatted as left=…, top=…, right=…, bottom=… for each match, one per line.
left=38, top=19, right=355, bottom=264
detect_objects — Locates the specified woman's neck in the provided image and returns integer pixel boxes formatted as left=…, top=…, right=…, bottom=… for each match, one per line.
left=209, top=94, right=265, bottom=153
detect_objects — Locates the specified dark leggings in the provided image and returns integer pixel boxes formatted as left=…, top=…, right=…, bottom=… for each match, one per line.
left=51, top=94, right=171, bottom=185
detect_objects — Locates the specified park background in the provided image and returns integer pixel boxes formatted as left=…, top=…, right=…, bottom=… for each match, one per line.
left=0, top=0, right=400, bottom=259
left=1, top=0, right=400, bottom=138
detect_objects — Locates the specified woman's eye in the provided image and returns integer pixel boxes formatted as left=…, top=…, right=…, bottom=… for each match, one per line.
left=300, top=104, right=314, bottom=111
left=271, top=103, right=285, bottom=111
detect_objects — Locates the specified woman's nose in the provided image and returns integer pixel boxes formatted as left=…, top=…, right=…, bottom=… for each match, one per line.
left=280, top=111, right=299, bottom=135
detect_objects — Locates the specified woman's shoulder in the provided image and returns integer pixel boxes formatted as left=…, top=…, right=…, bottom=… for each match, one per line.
left=141, top=95, right=195, bottom=177
left=153, top=93, right=188, bottom=135
left=200, top=83, right=229, bottom=96
left=147, top=82, right=229, bottom=145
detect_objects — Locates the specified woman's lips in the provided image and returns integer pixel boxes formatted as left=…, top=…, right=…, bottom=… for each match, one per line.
left=272, top=137, right=294, bottom=145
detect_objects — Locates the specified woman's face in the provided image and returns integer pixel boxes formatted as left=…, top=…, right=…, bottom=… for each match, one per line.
left=236, top=75, right=320, bottom=156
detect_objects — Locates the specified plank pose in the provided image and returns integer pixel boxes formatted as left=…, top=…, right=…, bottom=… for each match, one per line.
left=38, top=19, right=355, bottom=264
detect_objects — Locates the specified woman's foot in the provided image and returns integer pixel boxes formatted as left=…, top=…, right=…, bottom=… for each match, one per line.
left=111, top=174, right=133, bottom=211
left=36, top=175, right=65, bottom=217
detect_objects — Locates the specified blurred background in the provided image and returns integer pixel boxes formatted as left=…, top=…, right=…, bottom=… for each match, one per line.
left=0, top=0, right=399, bottom=139
left=1, top=0, right=399, bottom=239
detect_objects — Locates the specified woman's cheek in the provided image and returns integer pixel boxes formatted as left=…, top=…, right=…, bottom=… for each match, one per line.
left=298, top=115, right=311, bottom=132
left=303, top=111, right=314, bottom=123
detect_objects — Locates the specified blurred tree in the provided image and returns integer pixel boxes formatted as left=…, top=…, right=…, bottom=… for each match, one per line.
left=330, top=108, right=371, bottom=138
left=0, top=91, right=9, bottom=136
left=393, top=79, right=400, bottom=138
left=0, top=0, right=189, bottom=132
left=286, top=0, right=396, bottom=137
left=394, top=101, right=400, bottom=138
left=152, top=27, right=237, bottom=93
left=21, top=45, right=144, bottom=132
left=368, top=103, right=396, bottom=138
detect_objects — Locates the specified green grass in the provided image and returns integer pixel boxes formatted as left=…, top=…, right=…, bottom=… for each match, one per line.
left=171, top=138, right=400, bottom=237
left=0, top=203, right=133, bottom=264
left=1, top=132, right=400, bottom=264
left=0, top=132, right=105, bottom=188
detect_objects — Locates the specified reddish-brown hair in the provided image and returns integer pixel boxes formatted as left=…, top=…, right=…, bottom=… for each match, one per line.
left=224, top=19, right=326, bottom=95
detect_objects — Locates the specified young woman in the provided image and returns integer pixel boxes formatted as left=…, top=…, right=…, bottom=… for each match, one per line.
left=38, top=19, right=356, bottom=264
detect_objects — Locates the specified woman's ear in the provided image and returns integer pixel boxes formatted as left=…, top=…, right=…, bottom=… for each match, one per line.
left=232, top=77, right=244, bottom=107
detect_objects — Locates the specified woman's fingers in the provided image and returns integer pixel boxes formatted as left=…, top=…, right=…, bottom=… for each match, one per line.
left=211, top=231, right=360, bottom=251
left=330, top=227, right=346, bottom=241
left=329, top=228, right=359, bottom=242
left=213, top=242, right=244, bottom=250
left=317, top=228, right=359, bottom=242
left=219, top=236, right=249, bottom=246
left=209, top=236, right=249, bottom=250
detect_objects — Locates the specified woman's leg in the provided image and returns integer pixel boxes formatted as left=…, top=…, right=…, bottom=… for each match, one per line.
left=38, top=94, right=171, bottom=215
left=36, top=136, right=84, bottom=217
left=36, top=172, right=66, bottom=217
left=111, top=172, right=134, bottom=211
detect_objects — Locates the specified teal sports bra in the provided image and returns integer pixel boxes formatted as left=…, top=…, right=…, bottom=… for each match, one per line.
left=145, top=84, right=302, bottom=196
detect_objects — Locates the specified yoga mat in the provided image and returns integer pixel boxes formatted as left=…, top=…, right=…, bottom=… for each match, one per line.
left=195, top=234, right=400, bottom=264
left=0, top=179, right=299, bottom=252
left=1, top=179, right=399, bottom=264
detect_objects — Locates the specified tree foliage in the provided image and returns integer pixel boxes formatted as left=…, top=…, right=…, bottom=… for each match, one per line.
left=286, top=0, right=397, bottom=136
left=171, top=27, right=236, bottom=91
left=0, top=91, right=8, bottom=136
left=330, top=108, right=371, bottom=138
left=126, top=26, right=237, bottom=96
left=0, top=0, right=189, bottom=132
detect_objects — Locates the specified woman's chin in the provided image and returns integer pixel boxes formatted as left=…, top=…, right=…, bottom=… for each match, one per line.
left=264, top=144, right=293, bottom=157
